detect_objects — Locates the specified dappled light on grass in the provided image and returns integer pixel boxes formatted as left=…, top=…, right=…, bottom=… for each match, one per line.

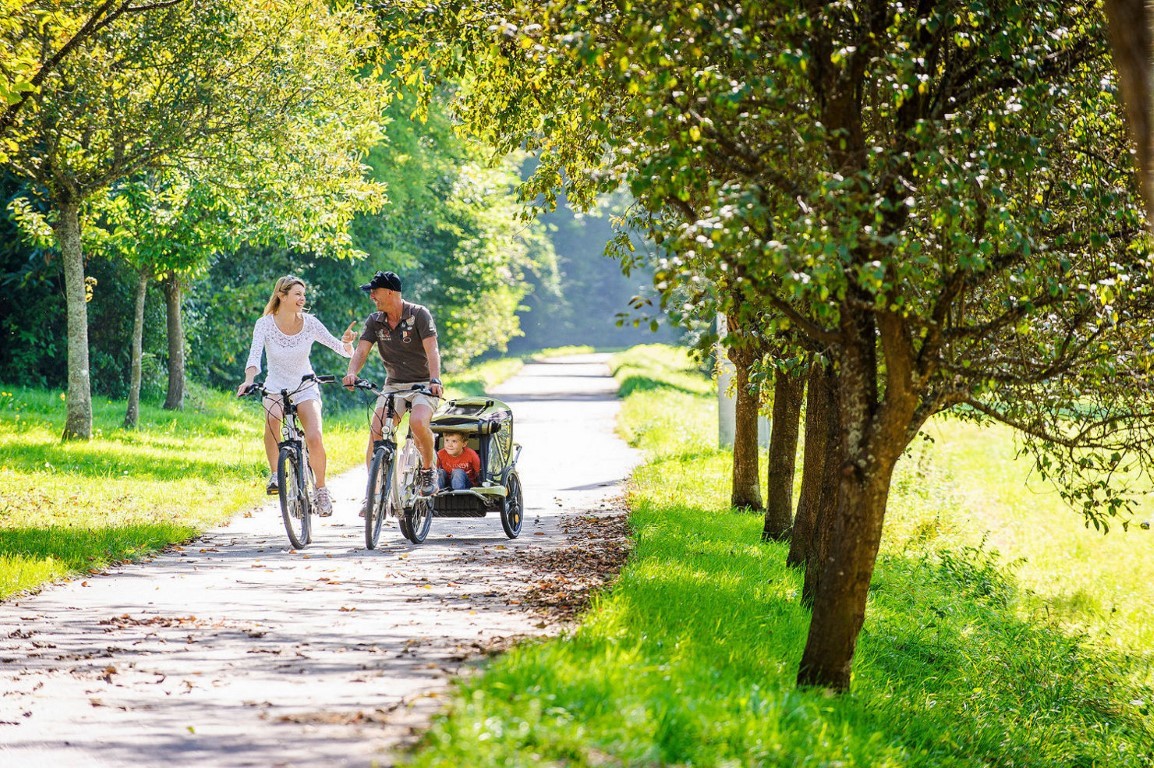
left=903, top=417, right=1154, bottom=654
left=0, top=523, right=196, bottom=598
left=862, top=544, right=1152, bottom=766
left=0, top=553, right=70, bottom=598
left=0, top=382, right=369, bottom=599
left=0, top=434, right=259, bottom=481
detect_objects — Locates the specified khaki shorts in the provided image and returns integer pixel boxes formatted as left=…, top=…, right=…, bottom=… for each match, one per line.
left=374, top=382, right=439, bottom=418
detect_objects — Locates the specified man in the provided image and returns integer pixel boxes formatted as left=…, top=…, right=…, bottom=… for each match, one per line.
left=343, top=270, right=444, bottom=496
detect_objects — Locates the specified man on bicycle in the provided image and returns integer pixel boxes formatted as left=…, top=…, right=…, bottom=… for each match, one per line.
left=343, top=270, right=444, bottom=498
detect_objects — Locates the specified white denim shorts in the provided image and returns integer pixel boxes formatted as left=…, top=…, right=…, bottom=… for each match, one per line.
left=263, top=381, right=321, bottom=413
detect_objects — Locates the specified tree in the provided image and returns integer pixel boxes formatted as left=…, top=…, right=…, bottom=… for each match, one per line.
left=5, top=0, right=385, bottom=437
left=390, top=0, right=1154, bottom=692
left=785, top=361, right=833, bottom=565
left=1, top=2, right=191, bottom=160
left=725, top=311, right=764, bottom=510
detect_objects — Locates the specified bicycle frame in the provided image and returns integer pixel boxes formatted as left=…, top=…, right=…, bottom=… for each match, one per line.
left=370, top=392, right=402, bottom=520
left=363, top=387, right=426, bottom=520
left=244, top=374, right=335, bottom=549
left=259, top=379, right=324, bottom=470
left=354, top=380, right=437, bottom=546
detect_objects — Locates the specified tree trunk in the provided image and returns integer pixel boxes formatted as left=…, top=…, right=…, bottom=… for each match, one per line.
left=728, top=333, right=763, bottom=510
left=124, top=269, right=149, bottom=428
left=163, top=273, right=185, bottom=411
left=787, top=362, right=832, bottom=565
left=799, top=361, right=842, bottom=606
left=796, top=307, right=919, bottom=690
left=53, top=198, right=92, bottom=441
left=1104, top=0, right=1154, bottom=227
left=762, top=365, right=804, bottom=540
left=796, top=444, right=898, bottom=691
left=800, top=421, right=841, bottom=608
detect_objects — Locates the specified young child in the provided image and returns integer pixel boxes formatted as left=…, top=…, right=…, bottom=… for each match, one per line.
left=437, top=431, right=481, bottom=491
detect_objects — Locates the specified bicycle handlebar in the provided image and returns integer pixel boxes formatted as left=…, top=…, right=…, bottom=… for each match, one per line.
left=351, top=380, right=437, bottom=398
left=240, top=373, right=337, bottom=398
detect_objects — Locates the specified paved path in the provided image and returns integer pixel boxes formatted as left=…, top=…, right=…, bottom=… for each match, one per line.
left=0, top=354, right=638, bottom=767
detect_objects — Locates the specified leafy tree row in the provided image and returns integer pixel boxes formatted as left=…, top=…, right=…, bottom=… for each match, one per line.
left=388, top=0, right=1154, bottom=692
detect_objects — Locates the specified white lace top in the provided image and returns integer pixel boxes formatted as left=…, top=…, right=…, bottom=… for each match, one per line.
left=245, top=313, right=352, bottom=394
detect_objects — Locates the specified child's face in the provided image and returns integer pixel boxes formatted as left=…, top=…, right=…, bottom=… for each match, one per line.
left=443, top=434, right=466, bottom=456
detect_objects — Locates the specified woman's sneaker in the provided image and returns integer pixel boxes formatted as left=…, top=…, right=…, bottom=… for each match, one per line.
left=266, top=476, right=279, bottom=495
left=315, top=487, right=333, bottom=517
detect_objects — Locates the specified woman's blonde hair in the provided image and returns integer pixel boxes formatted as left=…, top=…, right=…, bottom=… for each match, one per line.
left=263, top=276, right=307, bottom=316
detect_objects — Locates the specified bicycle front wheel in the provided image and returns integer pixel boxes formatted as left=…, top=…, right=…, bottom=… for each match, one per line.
left=365, top=447, right=394, bottom=550
left=278, top=446, right=311, bottom=549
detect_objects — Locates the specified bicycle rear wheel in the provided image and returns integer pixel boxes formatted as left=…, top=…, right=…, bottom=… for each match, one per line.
left=278, top=446, right=311, bottom=549
left=405, top=496, right=432, bottom=544
left=365, top=447, right=394, bottom=550
left=500, top=470, right=524, bottom=539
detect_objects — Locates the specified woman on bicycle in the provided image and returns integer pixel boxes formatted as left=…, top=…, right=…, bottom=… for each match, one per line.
left=238, top=275, right=357, bottom=517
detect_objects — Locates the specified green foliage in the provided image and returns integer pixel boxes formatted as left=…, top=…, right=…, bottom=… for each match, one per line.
left=0, top=171, right=168, bottom=396
left=352, top=93, right=555, bottom=370
left=1, top=0, right=387, bottom=437
left=403, top=344, right=1154, bottom=767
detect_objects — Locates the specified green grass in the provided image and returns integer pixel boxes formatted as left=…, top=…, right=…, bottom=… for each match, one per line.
left=0, top=364, right=516, bottom=599
left=403, top=344, right=1154, bottom=768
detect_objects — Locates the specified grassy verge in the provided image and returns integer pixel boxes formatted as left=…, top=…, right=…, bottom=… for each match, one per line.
left=0, top=360, right=518, bottom=600
left=403, top=343, right=1154, bottom=767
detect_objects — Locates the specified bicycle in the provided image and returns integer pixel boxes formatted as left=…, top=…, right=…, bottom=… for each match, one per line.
left=352, top=379, right=438, bottom=548
left=242, top=373, right=336, bottom=549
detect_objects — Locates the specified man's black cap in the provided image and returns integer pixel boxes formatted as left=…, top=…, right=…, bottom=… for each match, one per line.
left=360, top=271, right=402, bottom=293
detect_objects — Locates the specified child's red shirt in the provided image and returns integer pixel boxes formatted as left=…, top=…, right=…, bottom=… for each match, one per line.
left=438, top=446, right=481, bottom=484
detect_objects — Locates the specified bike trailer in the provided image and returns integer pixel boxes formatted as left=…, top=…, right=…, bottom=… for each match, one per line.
left=430, top=397, right=524, bottom=537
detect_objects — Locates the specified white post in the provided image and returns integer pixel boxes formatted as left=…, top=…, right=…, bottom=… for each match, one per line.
left=718, top=313, right=736, bottom=449
left=718, top=312, right=770, bottom=449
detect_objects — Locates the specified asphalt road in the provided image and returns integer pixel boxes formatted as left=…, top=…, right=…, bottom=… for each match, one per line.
left=0, top=354, right=638, bottom=768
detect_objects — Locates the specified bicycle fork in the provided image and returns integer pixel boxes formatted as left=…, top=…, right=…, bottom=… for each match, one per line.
left=372, top=437, right=398, bottom=517
left=280, top=438, right=312, bottom=502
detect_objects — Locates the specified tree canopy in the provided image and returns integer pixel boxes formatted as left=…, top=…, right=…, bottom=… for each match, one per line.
left=4, top=0, right=386, bottom=438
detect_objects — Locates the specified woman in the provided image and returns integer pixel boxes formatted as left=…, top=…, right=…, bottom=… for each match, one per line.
left=238, top=275, right=358, bottom=518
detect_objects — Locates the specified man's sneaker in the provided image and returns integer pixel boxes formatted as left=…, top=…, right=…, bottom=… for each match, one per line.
left=358, top=498, right=369, bottom=518
left=315, top=487, right=333, bottom=517
left=418, top=468, right=437, bottom=496
left=266, top=475, right=278, bottom=496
